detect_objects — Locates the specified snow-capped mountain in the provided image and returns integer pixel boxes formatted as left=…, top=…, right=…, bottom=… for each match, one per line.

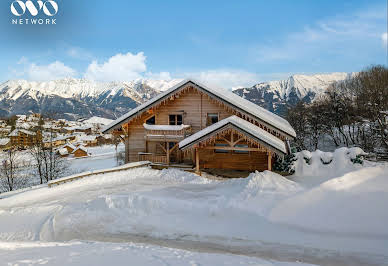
left=0, top=78, right=182, bottom=120
left=233, top=72, right=351, bottom=116
left=0, top=73, right=349, bottom=120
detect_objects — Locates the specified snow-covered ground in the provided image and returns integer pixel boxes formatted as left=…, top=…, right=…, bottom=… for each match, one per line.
left=0, top=147, right=387, bottom=265
left=0, top=241, right=312, bottom=266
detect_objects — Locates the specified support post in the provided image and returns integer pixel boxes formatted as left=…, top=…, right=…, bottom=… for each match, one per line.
left=125, top=137, right=129, bottom=163
left=166, top=142, right=170, bottom=165
left=195, top=147, right=200, bottom=174
left=267, top=151, right=272, bottom=171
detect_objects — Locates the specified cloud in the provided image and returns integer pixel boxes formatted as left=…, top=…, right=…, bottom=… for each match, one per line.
left=382, top=32, right=388, bottom=46
left=11, top=58, right=77, bottom=81
left=84, top=52, right=147, bottom=81
left=27, top=61, right=77, bottom=81
left=255, top=5, right=386, bottom=63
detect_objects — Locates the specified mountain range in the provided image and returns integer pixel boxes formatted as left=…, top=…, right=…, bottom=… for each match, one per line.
left=233, top=72, right=351, bottom=116
left=0, top=73, right=350, bottom=120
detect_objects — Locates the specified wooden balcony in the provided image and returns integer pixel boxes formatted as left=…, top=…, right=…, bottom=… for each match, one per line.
left=138, top=153, right=168, bottom=164
left=143, top=124, right=192, bottom=142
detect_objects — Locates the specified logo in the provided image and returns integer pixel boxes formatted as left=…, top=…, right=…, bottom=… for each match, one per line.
left=10, top=0, right=58, bottom=25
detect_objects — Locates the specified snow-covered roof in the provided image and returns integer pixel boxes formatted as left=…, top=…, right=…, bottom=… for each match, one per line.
left=102, top=79, right=296, bottom=138
left=143, top=124, right=191, bottom=131
left=179, top=115, right=287, bottom=154
left=77, top=135, right=97, bottom=142
left=9, top=129, right=36, bottom=136
left=0, top=138, right=10, bottom=146
left=83, top=116, right=114, bottom=126
left=62, top=142, right=76, bottom=151
left=58, top=148, right=69, bottom=155
left=73, top=145, right=88, bottom=153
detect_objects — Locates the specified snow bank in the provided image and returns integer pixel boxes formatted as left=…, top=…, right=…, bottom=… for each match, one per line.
left=270, top=165, right=388, bottom=237
left=228, top=171, right=302, bottom=216
left=292, top=147, right=367, bottom=186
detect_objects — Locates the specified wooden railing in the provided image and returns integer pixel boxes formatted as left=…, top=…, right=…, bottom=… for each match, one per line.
left=144, top=125, right=192, bottom=141
left=138, top=153, right=168, bottom=164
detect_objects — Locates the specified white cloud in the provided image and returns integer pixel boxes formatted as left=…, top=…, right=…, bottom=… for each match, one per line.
left=84, top=52, right=147, bottom=81
left=145, top=71, right=172, bottom=80
left=382, top=32, right=388, bottom=46
left=12, top=59, right=77, bottom=81
left=180, top=70, right=261, bottom=89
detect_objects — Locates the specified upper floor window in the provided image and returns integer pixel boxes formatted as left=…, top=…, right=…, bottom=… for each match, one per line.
left=169, top=114, right=183, bottom=125
left=145, top=116, right=155, bottom=125
left=207, top=113, right=219, bottom=126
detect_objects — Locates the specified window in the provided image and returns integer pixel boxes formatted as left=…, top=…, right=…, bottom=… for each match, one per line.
left=145, top=116, right=155, bottom=125
left=207, top=113, right=219, bottom=126
left=169, top=114, right=183, bottom=125
left=234, top=144, right=249, bottom=154
left=214, top=143, right=229, bottom=153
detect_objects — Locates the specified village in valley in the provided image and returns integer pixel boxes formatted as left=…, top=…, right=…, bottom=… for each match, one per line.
left=0, top=114, right=117, bottom=154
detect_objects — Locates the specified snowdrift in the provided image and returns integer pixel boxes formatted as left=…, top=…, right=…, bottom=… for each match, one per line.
left=270, top=165, right=388, bottom=237
left=0, top=148, right=387, bottom=262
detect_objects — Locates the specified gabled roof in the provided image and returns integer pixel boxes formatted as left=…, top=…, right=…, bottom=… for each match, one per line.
left=9, top=129, right=36, bottom=137
left=179, top=115, right=287, bottom=155
left=102, top=79, right=296, bottom=138
left=73, top=145, right=88, bottom=153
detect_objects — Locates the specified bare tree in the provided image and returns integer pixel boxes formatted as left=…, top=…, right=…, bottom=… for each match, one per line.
left=0, top=149, right=26, bottom=192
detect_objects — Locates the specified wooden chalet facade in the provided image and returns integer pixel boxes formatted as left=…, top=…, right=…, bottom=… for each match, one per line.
left=102, top=79, right=296, bottom=173
left=8, top=129, right=42, bottom=149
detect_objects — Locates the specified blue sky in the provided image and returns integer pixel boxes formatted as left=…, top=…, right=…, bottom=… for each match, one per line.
left=1, top=0, right=387, bottom=88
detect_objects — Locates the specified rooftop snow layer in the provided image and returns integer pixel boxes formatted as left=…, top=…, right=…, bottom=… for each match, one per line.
left=9, top=129, right=36, bottom=136
left=103, top=79, right=296, bottom=137
left=179, top=115, right=287, bottom=154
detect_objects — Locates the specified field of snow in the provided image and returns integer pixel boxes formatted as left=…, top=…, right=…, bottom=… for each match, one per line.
left=0, top=241, right=313, bottom=266
left=0, top=147, right=387, bottom=265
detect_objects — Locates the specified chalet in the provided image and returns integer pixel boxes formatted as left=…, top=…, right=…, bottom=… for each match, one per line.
left=8, top=129, right=42, bottom=148
left=0, top=138, right=11, bottom=151
left=73, top=145, right=89, bottom=158
left=62, top=142, right=76, bottom=153
left=102, top=79, right=296, bottom=174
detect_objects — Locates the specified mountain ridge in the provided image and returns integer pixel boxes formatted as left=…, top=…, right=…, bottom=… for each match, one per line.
left=0, top=73, right=350, bottom=119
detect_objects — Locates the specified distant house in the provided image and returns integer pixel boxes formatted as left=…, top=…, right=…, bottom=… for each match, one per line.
left=8, top=129, right=42, bottom=148
left=77, top=135, right=98, bottom=147
left=0, top=138, right=11, bottom=151
left=64, top=126, right=92, bottom=135
left=96, top=134, right=114, bottom=145
left=62, top=142, right=76, bottom=153
left=44, top=135, right=76, bottom=148
left=102, top=79, right=296, bottom=173
left=73, top=145, right=89, bottom=158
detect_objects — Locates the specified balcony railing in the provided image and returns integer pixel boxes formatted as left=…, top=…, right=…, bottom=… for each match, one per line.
left=138, top=152, right=168, bottom=164
left=143, top=124, right=192, bottom=141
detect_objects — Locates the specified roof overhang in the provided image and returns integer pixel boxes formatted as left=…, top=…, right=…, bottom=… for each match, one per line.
left=179, top=116, right=287, bottom=156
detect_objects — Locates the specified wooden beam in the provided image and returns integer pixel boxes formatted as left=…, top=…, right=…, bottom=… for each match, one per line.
left=195, top=147, right=200, bottom=174
left=167, top=142, right=170, bottom=165
left=202, top=146, right=268, bottom=152
left=157, top=142, right=166, bottom=153
left=169, top=142, right=179, bottom=154
left=267, top=152, right=272, bottom=171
